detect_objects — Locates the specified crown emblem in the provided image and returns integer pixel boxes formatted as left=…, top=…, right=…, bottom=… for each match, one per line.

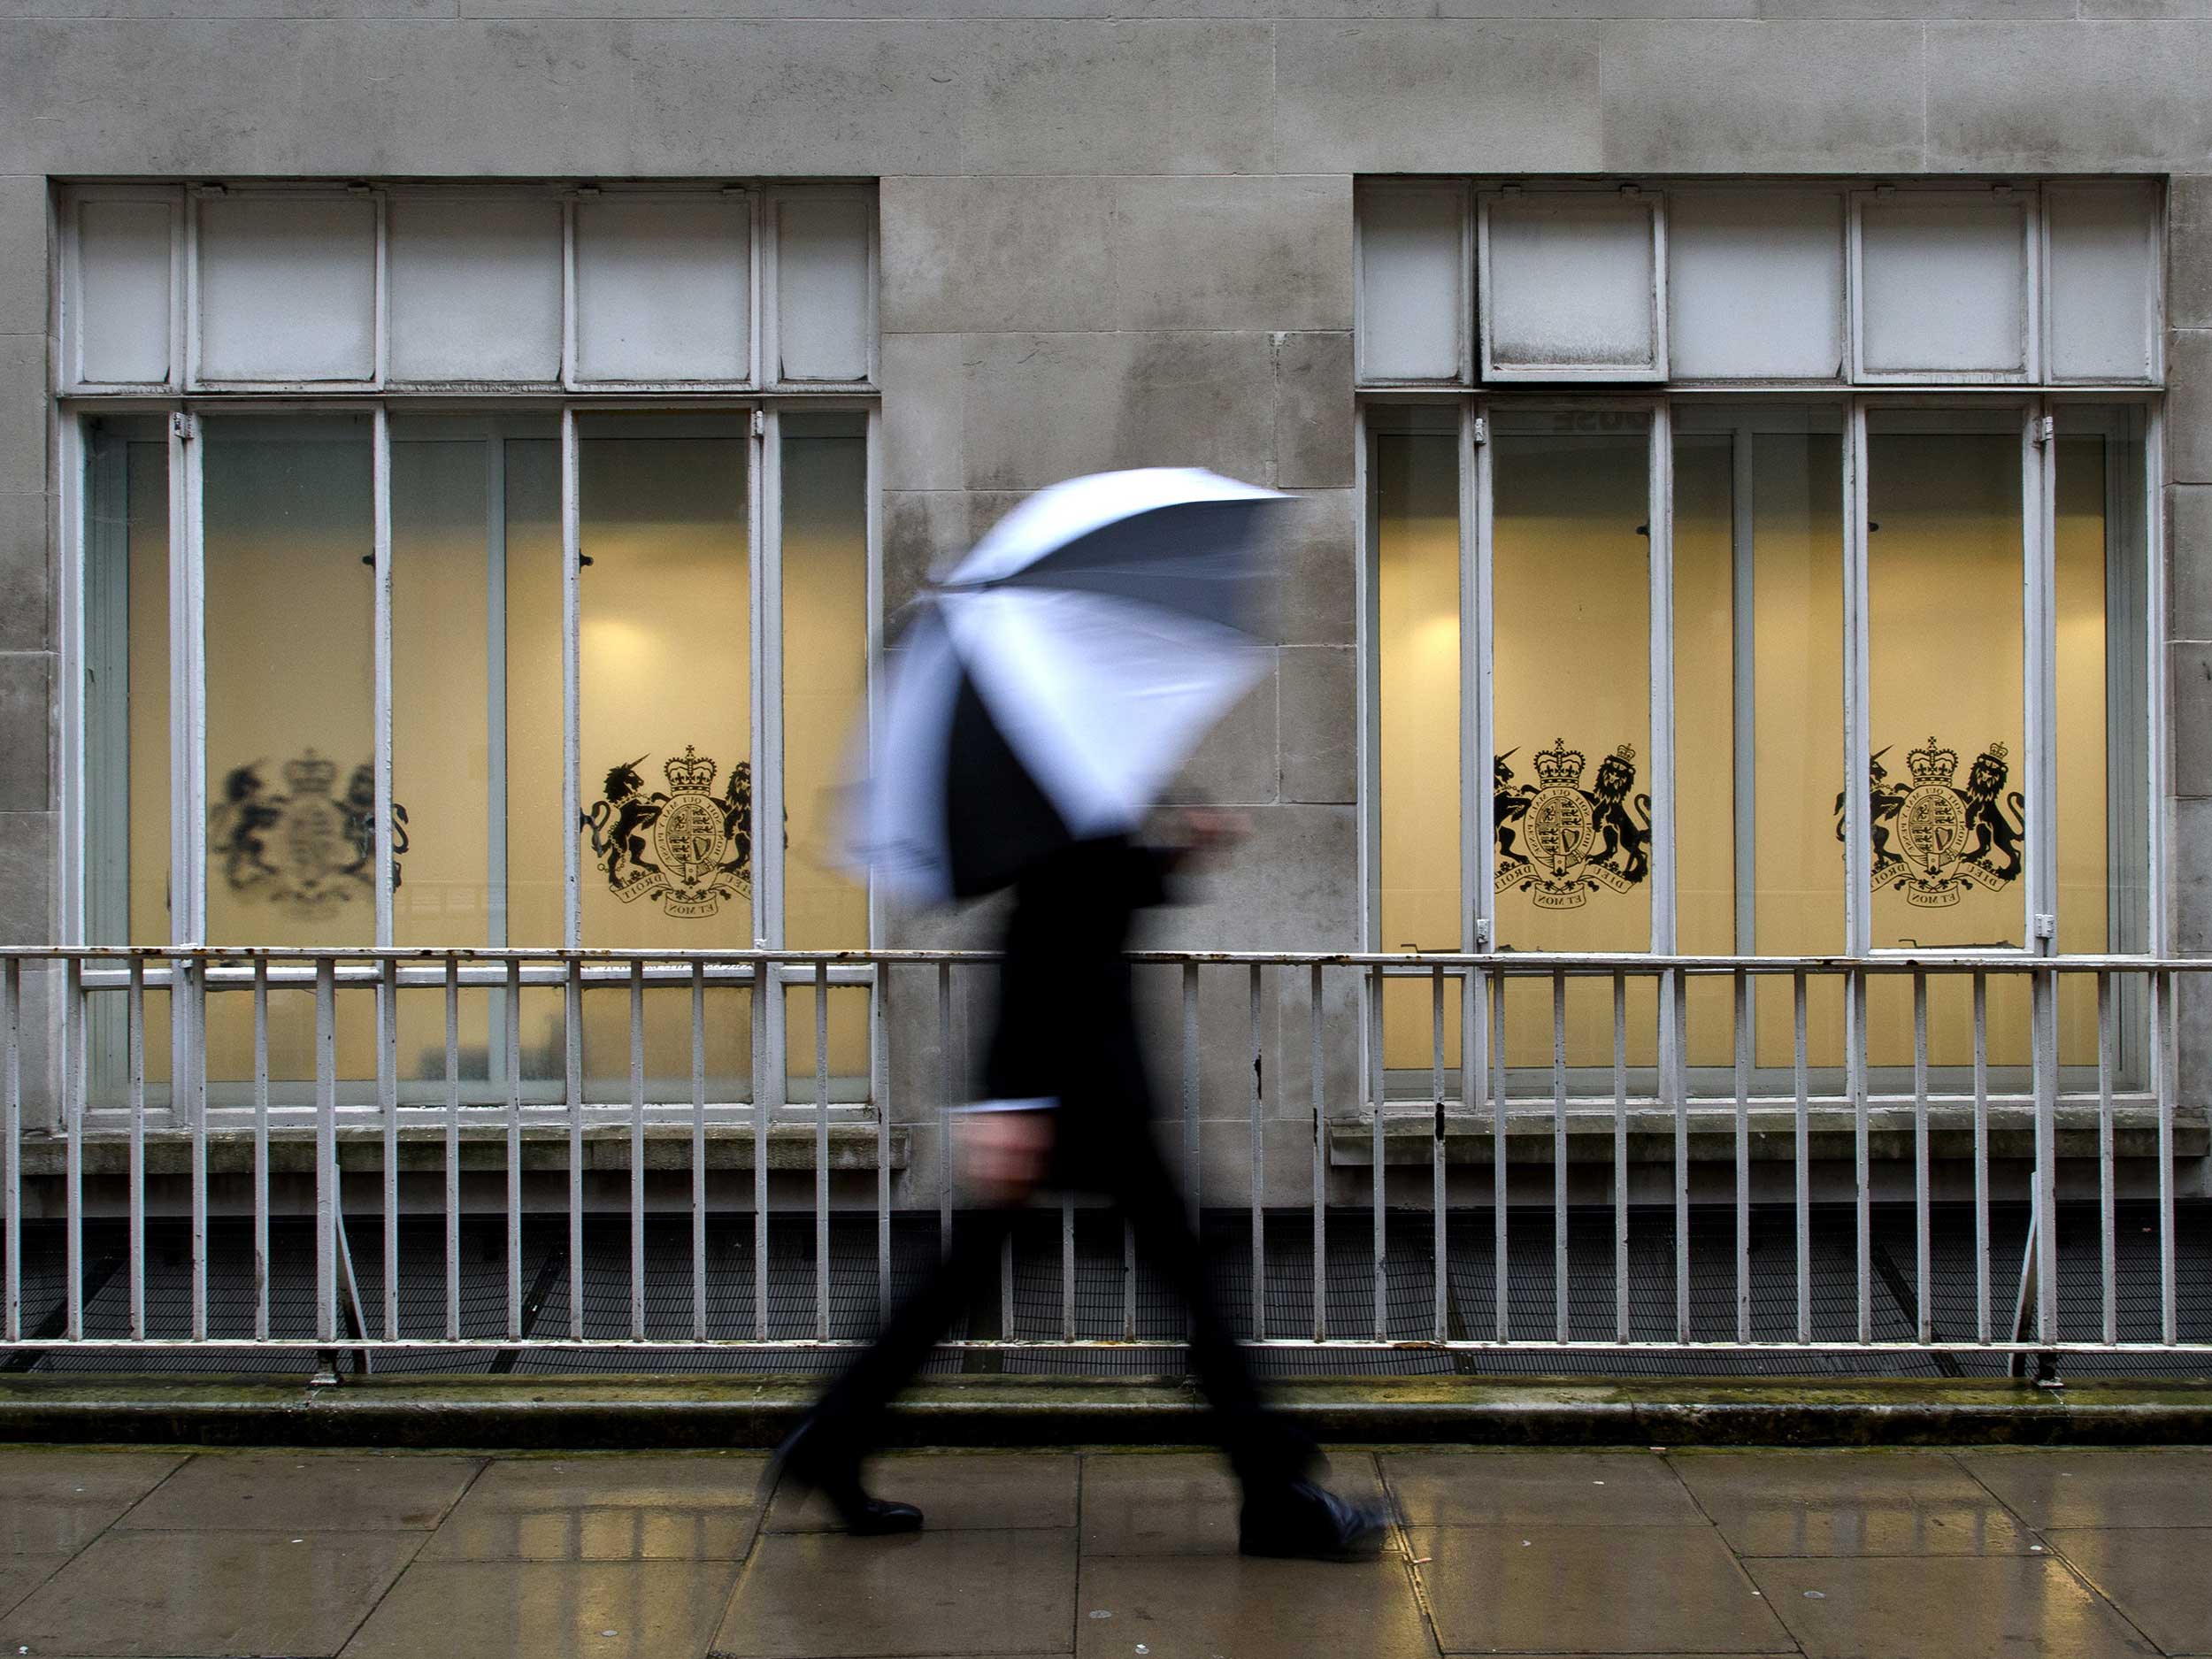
left=664, top=745, right=718, bottom=795
left=281, top=750, right=338, bottom=795
left=1906, top=737, right=1958, bottom=787
left=1532, top=738, right=1586, bottom=787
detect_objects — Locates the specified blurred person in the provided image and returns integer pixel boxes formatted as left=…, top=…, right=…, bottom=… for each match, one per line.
left=772, top=471, right=1387, bottom=1561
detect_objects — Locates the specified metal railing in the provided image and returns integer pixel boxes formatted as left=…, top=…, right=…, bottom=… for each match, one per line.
left=0, top=946, right=2204, bottom=1370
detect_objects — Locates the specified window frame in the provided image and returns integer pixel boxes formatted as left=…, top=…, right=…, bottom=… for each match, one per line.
left=58, top=392, right=884, bottom=1121
left=1358, top=388, right=2169, bottom=1100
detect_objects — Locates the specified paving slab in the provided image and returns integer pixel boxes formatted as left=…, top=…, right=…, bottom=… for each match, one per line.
left=1750, top=1555, right=2160, bottom=1659
left=2044, top=1528, right=2212, bottom=1656
left=1409, top=1523, right=1793, bottom=1655
left=1386, top=1448, right=1704, bottom=1528
left=0, top=1555, right=73, bottom=1621
left=1074, top=1553, right=1431, bottom=1659
left=0, top=1528, right=424, bottom=1658
left=1959, top=1448, right=2212, bottom=1529
left=421, top=1452, right=767, bottom=1562
left=341, top=1558, right=740, bottom=1659
left=115, top=1451, right=483, bottom=1533
left=0, top=1450, right=188, bottom=1555
left=765, top=1451, right=1077, bottom=1534
left=1079, top=1450, right=1386, bottom=1556
left=713, top=1527, right=1078, bottom=1657
left=1671, top=1449, right=2040, bottom=1556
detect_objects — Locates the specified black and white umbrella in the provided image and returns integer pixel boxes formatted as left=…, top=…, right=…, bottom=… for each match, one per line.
left=853, top=468, right=1284, bottom=902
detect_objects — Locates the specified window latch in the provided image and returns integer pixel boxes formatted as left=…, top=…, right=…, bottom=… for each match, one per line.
left=751, top=410, right=765, bottom=438
left=2034, top=913, right=2056, bottom=941
left=2033, top=415, right=2055, bottom=447
left=1471, top=415, right=1488, bottom=447
left=169, top=411, right=198, bottom=443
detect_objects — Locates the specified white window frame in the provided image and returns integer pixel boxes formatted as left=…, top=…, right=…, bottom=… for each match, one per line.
left=1357, top=388, right=2168, bottom=1102
left=58, top=392, right=884, bottom=1122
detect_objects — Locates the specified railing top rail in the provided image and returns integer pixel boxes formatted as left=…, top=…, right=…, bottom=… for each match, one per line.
left=2, top=945, right=2201, bottom=972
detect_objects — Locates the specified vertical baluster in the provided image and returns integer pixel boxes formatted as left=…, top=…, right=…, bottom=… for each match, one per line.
left=443, top=956, right=459, bottom=1344
left=316, top=956, right=338, bottom=1345
left=2033, top=964, right=2060, bottom=1345
left=504, top=956, right=522, bottom=1341
left=756, top=956, right=773, bottom=1342
left=692, top=962, right=707, bottom=1342
left=127, top=958, right=146, bottom=1340
left=1491, top=971, right=1508, bottom=1342
left=939, top=961, right=954, bottom=1261
left=1734, top=967, right=1750, bottom=1347
left=1671, top=968, right=1688, bottom=1346
left=1433, top=966, right=1449, bottom=1346
left=254, top=958, right=271, bottom=1340
left=1311, top=964, right=1327, bottom=1345
left=2097, top=971, right=2116, bottom=1348
left=64, top=957, right=83, bottom=1340
left=1972, top=971, right=1990, bottom=1344
left=631, top=960, right=647, bottom=1344
left=381, top=956, right=399, bottom=1340
left=1849, top=965, right=1870, bottom=1345
left=815, top=963, right=831, bottom=1346
left=1793, top=970, right=1809, bottom=1347
left=1370, top=964, right=1384, bottom=1344
left=1913, top=970, right=1931, bottom=1345
left=1613, top=971, right=1628, bottom=1345
left=873, top=964, right=889, bottom=1330
left=187, top=956, right=206, bottom=1342
left=2156, top=968, right=2177, bottom=1346
left=1252, top=964, right=1265, bottom=1343
left=2, top=959, right=18, bottom=1345
left=1551, top=968, right=1567, bottom=1346
left=567, top=957, right=584, bottom=1341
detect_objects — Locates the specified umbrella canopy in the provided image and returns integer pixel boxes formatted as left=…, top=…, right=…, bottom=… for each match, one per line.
left=853, top=468, right=1284, bottom=902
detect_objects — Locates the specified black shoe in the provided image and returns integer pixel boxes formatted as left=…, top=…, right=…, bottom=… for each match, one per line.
left=771, top=1417, right=925, bottom=1536
left=1238, top=1479, right=1389, bottom=1562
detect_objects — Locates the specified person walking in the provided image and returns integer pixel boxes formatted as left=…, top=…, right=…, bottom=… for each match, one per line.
left=772, top=470, right=1387, bottom=1561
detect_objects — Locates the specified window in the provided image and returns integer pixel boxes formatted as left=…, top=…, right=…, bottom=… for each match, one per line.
left=65, top=183, right=879, bottom=1115
left=1358, top=179, right=2162, bottom=1096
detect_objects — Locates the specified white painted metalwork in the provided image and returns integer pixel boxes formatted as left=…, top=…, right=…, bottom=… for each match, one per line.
left=0, top=945, right=2200, bottom=1366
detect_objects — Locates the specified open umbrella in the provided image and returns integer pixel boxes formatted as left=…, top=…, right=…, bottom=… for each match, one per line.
left=853, top=468, right=1284, bottom=902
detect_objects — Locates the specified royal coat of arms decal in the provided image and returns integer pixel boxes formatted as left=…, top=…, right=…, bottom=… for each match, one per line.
left=585, top=745, right=752, bottom=919
left=210, top=750, right=409, bottom=915
left=1494, top=738, right=1652, bottom=910
left=1837, top=735, right=2024, bottom=909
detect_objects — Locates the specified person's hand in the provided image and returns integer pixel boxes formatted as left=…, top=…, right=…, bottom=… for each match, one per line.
left=956, top=1109, right=1055, bottom=1204
left=1169, top=805, right=1250, bottom=868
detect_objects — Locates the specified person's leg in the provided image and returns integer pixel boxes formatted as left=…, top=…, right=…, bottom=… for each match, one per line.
left=775, top=1208, right=1011, bottom=1530
left=1079, top=1113, right=1314, bottom=1487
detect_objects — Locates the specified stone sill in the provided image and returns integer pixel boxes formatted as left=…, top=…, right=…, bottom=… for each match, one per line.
left=11, top=1124, right=908, bottom=1177
left=1331, top=1104, right=2206, bottom=1166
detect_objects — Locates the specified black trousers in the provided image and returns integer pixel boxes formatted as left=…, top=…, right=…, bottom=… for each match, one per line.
left=800, top=840, right=1314, bottom=1491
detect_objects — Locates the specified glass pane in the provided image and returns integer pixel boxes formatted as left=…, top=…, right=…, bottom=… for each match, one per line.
left=579, top=414, right=751, bottom=1097
left=781, top=413, right=869, bottom=951
left=579, top=413, right=751, bottom=947
left=2056, top=404, right=2152, bottom=1078
left=201, top=414, right=377, bottom=1092
left=782, top=412, right=870, bottom=1084
left=84, top=417, right=171, bottom=949
left=83, top=418, right=172, bottom=1103
left=204, top=415, right=376, bottom=948
left=1492, top=408, right=1651, bottom=954
left=1371, top=407, right=1462, bottom=1075
left=1672, top=407, right=1847, bottom=1071
left=389, top=415, right=564, bottom=1103
left=1865, top=408, right=2028, bottom=1072
left=1865, top=410, right=2026, bottom=951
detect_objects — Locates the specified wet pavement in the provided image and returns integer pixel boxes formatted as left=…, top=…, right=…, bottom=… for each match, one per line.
left=0, top=1441, right=2201, bottom=1656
